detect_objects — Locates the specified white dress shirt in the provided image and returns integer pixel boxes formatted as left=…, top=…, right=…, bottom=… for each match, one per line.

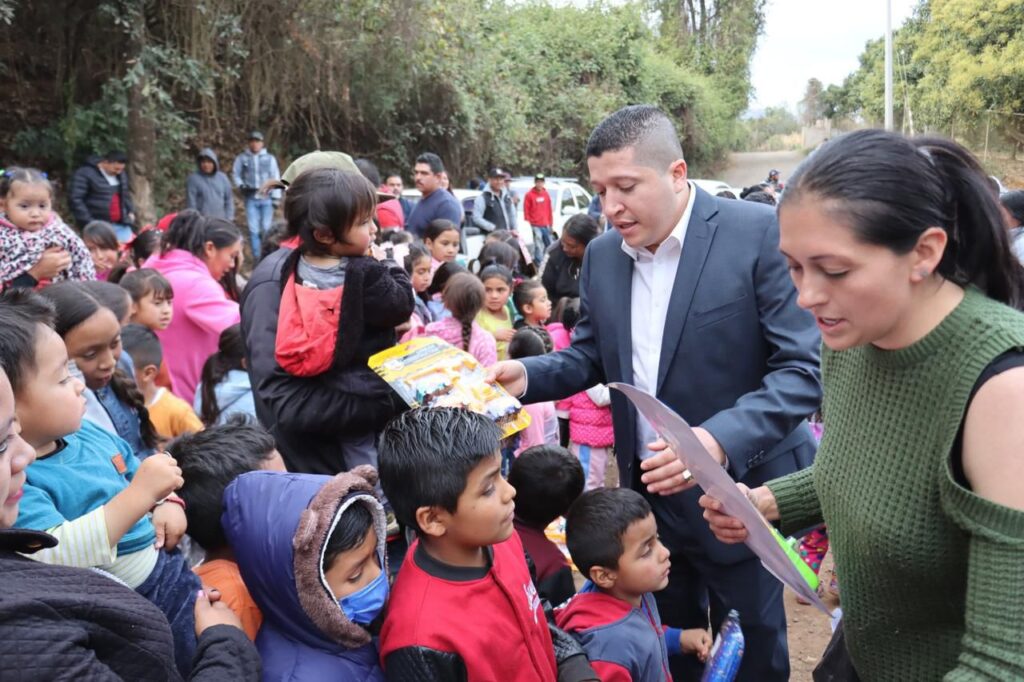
left=622, top=183, right=697, bottom=457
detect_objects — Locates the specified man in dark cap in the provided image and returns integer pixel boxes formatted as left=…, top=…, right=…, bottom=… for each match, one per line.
left=472, top=166, right=517, bottom=235
left=233, top=130, right=281, bottom=257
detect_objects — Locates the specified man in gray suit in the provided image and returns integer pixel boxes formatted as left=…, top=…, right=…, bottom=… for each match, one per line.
left=491, top=105, right=821, bottom=681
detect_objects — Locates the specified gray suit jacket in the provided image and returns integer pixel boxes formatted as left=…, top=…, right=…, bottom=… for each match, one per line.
left=522, top=186, right=822, bottom=564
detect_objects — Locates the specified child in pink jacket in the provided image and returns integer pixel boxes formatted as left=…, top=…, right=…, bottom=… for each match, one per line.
left=566, top=386, right=614, bottom=490
left=143, top=211, right=241, bottom=404
left=424, top=272, right=497, bottom=367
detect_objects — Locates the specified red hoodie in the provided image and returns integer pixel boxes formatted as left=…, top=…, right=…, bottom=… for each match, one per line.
left=555, top=588, right=673, bottom=682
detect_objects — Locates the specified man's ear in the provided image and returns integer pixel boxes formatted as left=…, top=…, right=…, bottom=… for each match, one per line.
left=589, top=564, right=617, bottom=591
left=415, top=505, right=449, bottom=538
left=670, top=159, right=689, bottom=192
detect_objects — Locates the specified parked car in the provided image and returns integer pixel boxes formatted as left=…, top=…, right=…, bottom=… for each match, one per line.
left=691, top=178, right=742, bottom=198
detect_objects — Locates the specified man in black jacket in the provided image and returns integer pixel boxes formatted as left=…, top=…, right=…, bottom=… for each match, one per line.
left=68, top=150, right=136, bottom=240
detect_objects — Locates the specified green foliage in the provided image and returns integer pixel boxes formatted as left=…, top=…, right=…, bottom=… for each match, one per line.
left=0, top=0, right=763, bottom=209
left=741, top=106, right=800, bottom=150
left=821, top=0, right=1023, bottom=147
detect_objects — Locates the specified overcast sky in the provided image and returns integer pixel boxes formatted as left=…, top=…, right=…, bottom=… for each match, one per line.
left=748, top=0, right=919, bottom=114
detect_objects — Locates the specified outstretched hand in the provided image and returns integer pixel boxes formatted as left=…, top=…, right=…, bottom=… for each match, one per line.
left=485, top=360, right=527, bottom=398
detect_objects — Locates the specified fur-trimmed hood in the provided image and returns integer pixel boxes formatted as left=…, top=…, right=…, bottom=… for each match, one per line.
left=223, top=468, right=387, bottom=653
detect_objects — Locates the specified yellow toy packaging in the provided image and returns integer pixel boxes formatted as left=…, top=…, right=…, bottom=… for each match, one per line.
left=369, top=336, right=531, bottom=438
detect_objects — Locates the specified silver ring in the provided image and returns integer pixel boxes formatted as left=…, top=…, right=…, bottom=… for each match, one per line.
left=682, top=469, right=694, bottom=483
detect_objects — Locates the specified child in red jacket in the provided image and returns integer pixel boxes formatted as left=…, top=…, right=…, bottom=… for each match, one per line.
left=378, top=408, right=595, bottom=682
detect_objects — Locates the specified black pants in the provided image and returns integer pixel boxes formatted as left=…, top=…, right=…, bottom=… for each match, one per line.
left=646, top=491, right=790, bottom=682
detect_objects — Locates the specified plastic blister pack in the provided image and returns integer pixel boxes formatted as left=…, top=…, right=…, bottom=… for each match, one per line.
left=369, top=336, right=532, bottom=438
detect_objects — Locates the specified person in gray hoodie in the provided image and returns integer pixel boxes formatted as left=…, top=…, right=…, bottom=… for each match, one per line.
left=186, top=148, right=235, bottom=220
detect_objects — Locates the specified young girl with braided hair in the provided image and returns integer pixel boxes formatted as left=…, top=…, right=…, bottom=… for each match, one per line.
left=424, top=272, right=497, bottom=366
left=39, top=281, right=159, bottom=457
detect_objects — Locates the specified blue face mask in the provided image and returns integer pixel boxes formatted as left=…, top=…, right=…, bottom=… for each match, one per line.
left=338, top=563, right=389, bottom=625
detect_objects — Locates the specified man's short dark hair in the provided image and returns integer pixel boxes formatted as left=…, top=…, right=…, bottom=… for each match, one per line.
left=565, top=488, right=652, bottom=577
left=103, top=150, right=128, bottom=163
left=167, top=415, right=278, bottom=551
left=415, top=152, right=445, bottom=174
left=508, top=445, right=584, bottom=529
left=585, top=105, right=683, bottom=171
left=379, top=407, right=503, bottom=533
left=120, top=324, right=162, bottom=371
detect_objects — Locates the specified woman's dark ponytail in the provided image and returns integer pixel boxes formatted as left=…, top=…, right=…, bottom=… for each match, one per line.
left=913, top=137, right=1024, bottom=307
left=162, top=209, right=241, bottom=259
left=198, top=324, right=246, bottom=426
left=782, top=129, right=1024, bottom=309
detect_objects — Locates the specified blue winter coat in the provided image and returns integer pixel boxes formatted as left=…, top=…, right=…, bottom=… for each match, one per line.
left=223, top=468, right=388, bottom=681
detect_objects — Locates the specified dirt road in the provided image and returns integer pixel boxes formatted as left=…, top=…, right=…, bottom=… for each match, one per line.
left=719, top=150, right=807, bottom=190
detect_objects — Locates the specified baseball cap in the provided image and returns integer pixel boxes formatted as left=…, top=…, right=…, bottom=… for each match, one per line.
left=534, top=174, right=545, bottom=181
left=249, top=131, right=265, bottom=141
left=488, top=167, right=507, bottom=178
left=282, top=151, right=394, bottom=200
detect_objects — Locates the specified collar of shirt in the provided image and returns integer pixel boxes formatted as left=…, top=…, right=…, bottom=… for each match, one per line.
left=620, top=182, right=697, bottom=262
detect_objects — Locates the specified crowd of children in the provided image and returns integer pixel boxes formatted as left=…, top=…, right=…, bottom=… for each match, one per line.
left=0, top=153, right=735, bottom=681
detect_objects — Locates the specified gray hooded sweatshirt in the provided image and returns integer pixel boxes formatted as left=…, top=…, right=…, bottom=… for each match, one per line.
left=186, top=148, right=235, bottom=220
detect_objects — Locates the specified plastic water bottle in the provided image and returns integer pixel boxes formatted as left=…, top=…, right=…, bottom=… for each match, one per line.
left=700, top=609, right=745, bottom=682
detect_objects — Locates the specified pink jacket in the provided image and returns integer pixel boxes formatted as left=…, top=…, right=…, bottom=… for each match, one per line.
left=546, top=323, right=571, bottom=351
left=144, top=249, right=240, bottom=404
left=423, top=317, right=497, bottom=367
left=567, top=389, right=614, bottom=448
left=515, top=401, right=558, bottom=456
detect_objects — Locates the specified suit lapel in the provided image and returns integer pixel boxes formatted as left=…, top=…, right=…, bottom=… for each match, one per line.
left=610, top=243, right=635, bottom=386
left=656, top=189, right=719, bottom=394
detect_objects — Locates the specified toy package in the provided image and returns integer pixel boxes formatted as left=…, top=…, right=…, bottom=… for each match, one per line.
left=369, top=336, right=531, bottom=438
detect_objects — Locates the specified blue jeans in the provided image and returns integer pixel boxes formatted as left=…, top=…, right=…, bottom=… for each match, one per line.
left=245, top=196, right=275, bottom=257
left=531, top=225, right=553, bottom=263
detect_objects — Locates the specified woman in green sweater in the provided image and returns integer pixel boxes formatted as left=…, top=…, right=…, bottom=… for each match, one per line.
left=700, top=129, right=1024, bottom=681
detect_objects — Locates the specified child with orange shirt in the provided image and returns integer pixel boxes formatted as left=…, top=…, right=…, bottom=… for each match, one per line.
left=170, top=415, right=287, bottom=640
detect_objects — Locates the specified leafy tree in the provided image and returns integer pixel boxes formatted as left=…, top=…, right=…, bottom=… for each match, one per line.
left=798, top=78, right=825, bottom=126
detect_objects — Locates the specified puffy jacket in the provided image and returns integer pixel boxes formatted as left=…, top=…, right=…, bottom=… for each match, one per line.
left=232, top=148, right=281, bottom=196
left=472, top=187, right=517, bottom=233
left=241, top=248, right=413, bottom=473
left=223, top=469, right=387, bottom=682
left=555, top=585, right=673, bottom=682
left=194, top=369, right=257, bottom=425
left=143, top=249, right=240, bottom=404
left=186, top=148, right=235, bottom=220
left=567, top=389, right=614, bottom=448
left=68, top=156, right=135, bottom=228
left=0, top=527, right=260, bottom=680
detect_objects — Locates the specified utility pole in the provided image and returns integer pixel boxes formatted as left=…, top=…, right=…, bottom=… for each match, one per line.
left=884, top=0, right=894, bottom=131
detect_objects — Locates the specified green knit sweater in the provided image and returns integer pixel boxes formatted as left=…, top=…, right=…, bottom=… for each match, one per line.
left=768, top=288, right=1024, bottom=681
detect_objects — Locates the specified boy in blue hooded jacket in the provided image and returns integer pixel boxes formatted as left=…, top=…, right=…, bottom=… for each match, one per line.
left=223, top=466, right=388, bottom=681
